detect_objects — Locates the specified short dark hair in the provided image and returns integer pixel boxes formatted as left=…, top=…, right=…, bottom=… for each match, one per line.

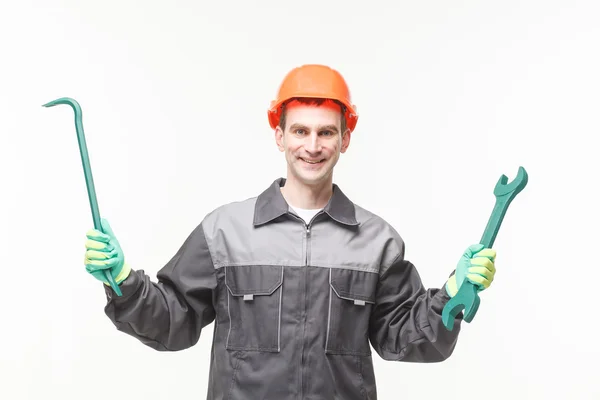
left=278, top=97, right=347, bottom=134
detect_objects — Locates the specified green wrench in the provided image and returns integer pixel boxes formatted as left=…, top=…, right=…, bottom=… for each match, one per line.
left=442, top=166, right=528, bottom=331
left=43, top=97, right=122, bottom=296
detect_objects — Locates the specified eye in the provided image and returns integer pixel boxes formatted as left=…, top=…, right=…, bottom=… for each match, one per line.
left=320, top=130, right=333, bottom=136
left=294, top=129, right=306, bottom=135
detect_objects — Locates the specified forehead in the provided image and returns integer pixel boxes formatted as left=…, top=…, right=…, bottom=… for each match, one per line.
left=284, top=104, right=342, bottom=127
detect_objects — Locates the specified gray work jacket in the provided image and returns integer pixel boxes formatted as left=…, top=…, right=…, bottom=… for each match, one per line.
left=104, top=178, right=462, bottom=399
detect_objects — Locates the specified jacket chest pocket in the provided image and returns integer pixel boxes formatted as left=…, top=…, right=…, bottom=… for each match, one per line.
left=326, top=268, right=378, bottom=356
left=225, top=265, right=283, bottom=353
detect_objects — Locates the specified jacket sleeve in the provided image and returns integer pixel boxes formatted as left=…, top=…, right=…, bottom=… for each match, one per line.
left=369, top=240, right=462, bottom=362
left=103, top=221, right=217, bottom=352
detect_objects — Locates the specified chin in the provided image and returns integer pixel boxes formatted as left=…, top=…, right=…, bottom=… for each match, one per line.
left=295, top=170, right=330, bottom=185
left=287, top=158, right=333, bottom=183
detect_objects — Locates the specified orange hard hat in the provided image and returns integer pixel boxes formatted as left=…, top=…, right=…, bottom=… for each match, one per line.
left=268, top=64, right=359, bottom=132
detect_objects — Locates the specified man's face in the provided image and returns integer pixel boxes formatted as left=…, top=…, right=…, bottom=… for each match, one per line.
left=275, top=102, right=351, bottom=187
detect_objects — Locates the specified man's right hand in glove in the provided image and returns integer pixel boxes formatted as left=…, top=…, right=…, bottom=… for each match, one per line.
left=84, top=218, right=131, bottom=286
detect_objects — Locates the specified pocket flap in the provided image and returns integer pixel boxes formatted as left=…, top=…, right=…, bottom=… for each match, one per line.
left=329, top=268, right=378, bottom=305
left=225, top=265, right=283, bottom=297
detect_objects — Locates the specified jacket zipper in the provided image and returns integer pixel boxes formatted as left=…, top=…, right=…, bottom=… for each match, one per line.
left=300, top=222, right=310, bottom=399
left=290, top=211, right=319, bottom=400
left=301, top=214, right=319, bottom=399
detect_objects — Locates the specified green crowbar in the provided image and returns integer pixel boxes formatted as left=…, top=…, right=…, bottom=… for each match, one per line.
left=442, top=166, right=528, bottom=330
left=43, top=97, right=122, bottom=296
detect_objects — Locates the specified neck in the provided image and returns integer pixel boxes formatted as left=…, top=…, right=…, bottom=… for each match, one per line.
left=280, top=174, right=333, bottom=210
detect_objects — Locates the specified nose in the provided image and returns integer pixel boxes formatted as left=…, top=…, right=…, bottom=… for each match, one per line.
left=304, top=131, right=322, bottom=153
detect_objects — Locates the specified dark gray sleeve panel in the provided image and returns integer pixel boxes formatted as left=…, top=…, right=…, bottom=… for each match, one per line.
left=103, top=222, right=218, bottom=352
left=369, top=249, right=462, bottom=363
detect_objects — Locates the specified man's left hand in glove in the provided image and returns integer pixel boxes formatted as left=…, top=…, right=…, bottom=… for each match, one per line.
left=445, top=244, right=497, bottom=297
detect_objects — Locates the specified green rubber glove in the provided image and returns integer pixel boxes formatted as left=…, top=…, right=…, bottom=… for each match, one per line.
left=84, top=218, right=131, bottom=286
left=445, top=244, right=496, bottom=297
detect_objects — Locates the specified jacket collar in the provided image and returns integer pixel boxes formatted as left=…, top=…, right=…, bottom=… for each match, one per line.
left=253, top=178, right=359, bottom=227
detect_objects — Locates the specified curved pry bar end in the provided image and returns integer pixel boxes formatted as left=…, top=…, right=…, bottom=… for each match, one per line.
left=42, top=97, right=81, bottom=113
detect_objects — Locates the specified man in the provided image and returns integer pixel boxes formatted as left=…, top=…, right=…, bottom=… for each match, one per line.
left=84, top=64, right=496, bottom=399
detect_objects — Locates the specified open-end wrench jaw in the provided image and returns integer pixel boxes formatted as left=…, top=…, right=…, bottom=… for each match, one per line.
left=493, top=166, right=528, bottom=198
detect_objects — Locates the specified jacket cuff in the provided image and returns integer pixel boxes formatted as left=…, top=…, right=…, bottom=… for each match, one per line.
left=440, top=282, right=453, bottom=302
left=104, top=268, right=142, bottom=301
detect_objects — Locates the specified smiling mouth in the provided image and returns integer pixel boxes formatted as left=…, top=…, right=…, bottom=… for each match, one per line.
left=300, top=157, right=324, bottom=164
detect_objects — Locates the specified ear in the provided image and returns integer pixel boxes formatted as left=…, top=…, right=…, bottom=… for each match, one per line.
left=340, top=128, right=351, bottom=153
left=275, top=126, right=285, bottom=152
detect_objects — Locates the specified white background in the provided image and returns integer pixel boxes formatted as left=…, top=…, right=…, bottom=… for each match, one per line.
left=1, top=0, right=599, bottom=399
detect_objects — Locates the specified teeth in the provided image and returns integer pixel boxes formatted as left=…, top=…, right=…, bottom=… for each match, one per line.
left=302, top=158, right=321, bottom=164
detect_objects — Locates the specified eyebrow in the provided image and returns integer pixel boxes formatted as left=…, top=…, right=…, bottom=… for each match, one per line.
left=289, top=123, right=339, bottom=133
